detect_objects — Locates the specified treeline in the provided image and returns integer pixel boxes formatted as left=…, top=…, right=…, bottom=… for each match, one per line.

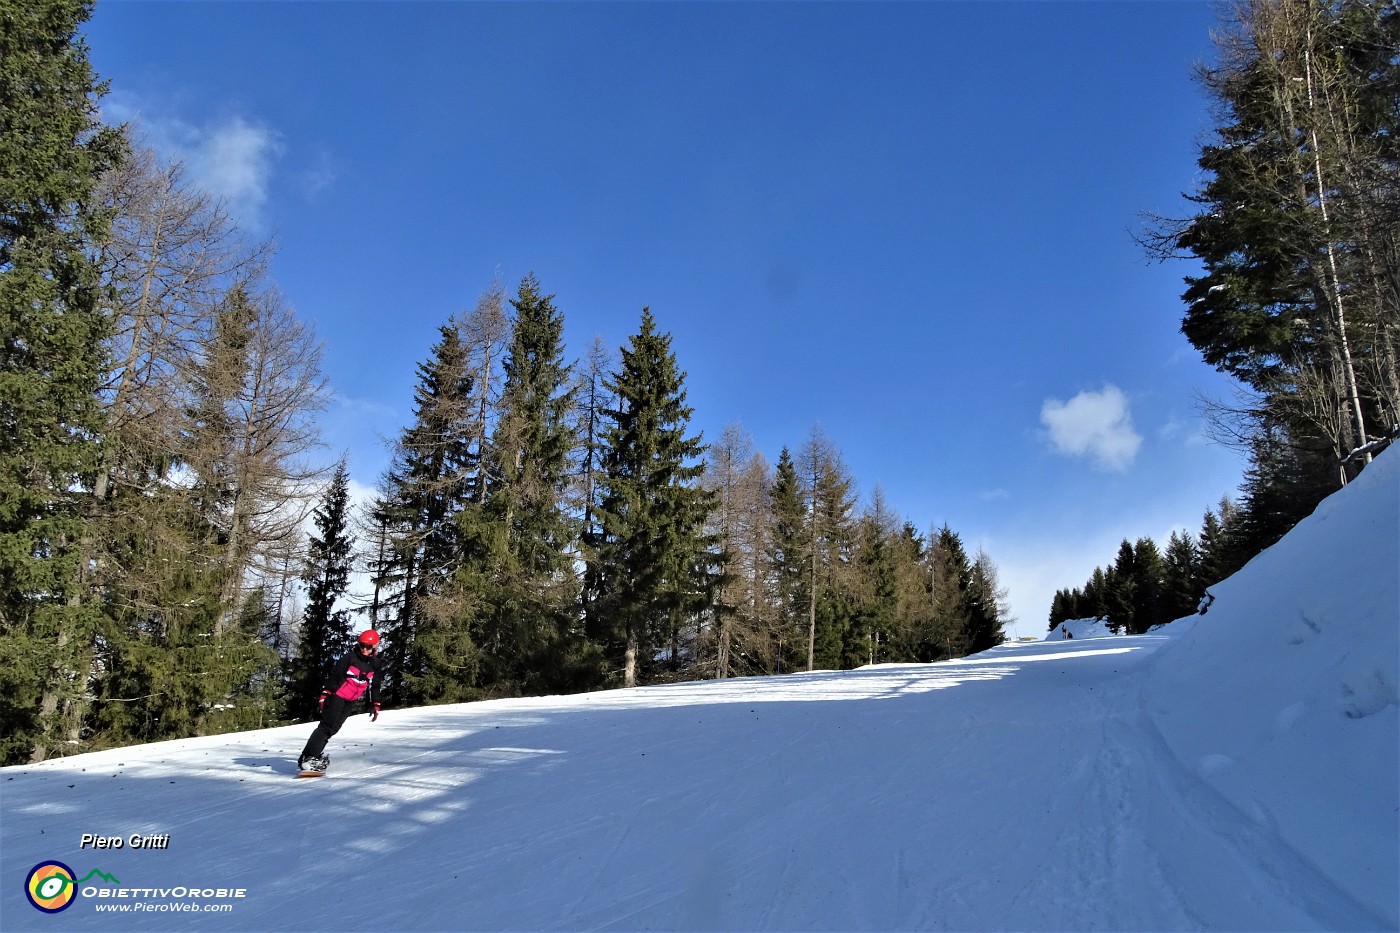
left=298, top=281, right=1010, bottom=719
left=1056, top=0, right=1399, bottom=633
left=1048, top=500, right=1246, bottom=635
left=0, top=0, right=1009, bottom=765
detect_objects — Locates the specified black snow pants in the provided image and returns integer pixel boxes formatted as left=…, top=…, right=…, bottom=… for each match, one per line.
left=301, top=695, right=353, bottom=759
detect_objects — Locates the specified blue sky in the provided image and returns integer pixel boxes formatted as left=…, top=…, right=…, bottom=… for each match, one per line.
left=85, top=1, right=1247, bottom=640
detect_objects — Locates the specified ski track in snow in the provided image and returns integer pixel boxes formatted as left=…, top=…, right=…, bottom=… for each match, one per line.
left=1133, top=707, right=1394, bottom=931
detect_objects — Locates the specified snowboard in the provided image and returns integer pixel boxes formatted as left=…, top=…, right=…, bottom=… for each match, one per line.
left=295, top=769, right=327, bottom=779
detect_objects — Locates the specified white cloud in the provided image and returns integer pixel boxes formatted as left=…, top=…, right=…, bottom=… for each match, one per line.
left=187, top=116, right=281, bottom=224
left=103, top=93, right=282, bottom=229
left=1041, top=385, right=1142, bottom=472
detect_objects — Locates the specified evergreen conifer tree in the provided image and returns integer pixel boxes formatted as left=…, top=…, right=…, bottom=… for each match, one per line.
left=914, top=526, right=971, bottom=660
left=850, top=506, right=898, bottom=667
left=1162, top=530, right=1200, bottom=622
left=1104, top=541, right=1138, bottom=634
left=290, top=461, right=356, bottom=720
left=593, top=309, right=717, bottom=687
left=1048, top=588, right=1082, bottom=629
left=1233, top=425, right=1333, bottom=560
left=1084, top=567, right=1111, bottom=620
left=445, top=274, right=587, bottom=699
left=88, top=480, right=227, bottom=747
left=375, top=321, right=477, bottom=705
left=0, top=0, right=126, bottom=762
left=1156, top=0, right=1399, bottom=502
left=965, top=551, right=1009, bottom=653
left=1128, top=537, right=1168, bottom=634
left=884, top=522, right=932, bottom=660
left=766, top=447, right=807, bottom=673
left=1198, top=499, right=1246, bottom=588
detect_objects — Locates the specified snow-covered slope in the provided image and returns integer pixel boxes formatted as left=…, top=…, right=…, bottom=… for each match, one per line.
left=3, top=450, right=1396, bottom=932
left=1144, top=444, right=1399, bottom=926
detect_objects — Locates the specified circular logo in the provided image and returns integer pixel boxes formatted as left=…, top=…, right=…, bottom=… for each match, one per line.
left=25, top=861, right=78, bottom=913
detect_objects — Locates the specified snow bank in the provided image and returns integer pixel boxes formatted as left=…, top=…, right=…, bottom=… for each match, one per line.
left=1047, top=617, right=1116, bottom=640
left=1145, top=447, right=1399, bottom=927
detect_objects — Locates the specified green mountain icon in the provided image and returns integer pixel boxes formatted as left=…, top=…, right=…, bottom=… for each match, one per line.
left=76, top=869, right=121, bottom=885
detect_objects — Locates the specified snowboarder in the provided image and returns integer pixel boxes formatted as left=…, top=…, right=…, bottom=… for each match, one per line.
left=298, top=629, right=382, bottom=774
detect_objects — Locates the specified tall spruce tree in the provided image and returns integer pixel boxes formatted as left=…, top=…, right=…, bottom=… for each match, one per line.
left=1103, top=541, right=1138, bottom=634
left=445, top=274, right=586, bottom=699
left=290, top=461, right=356, bottom=720
left=0, top=0, right=125, bottom=763
left=766, top=447, right=808, bottom=673
left=375, top=320, right=477, bottom=705
left=1198, top=498, right=1245, bottom=588
left=1083, top=567, right=1111, bottom=620
left=850, top=496, right=899, bottom=668
left=87, top=469, right=225, bottom=746
left=1162, top=529, right=1201, bottom=622
left=924, top=525, right=974, bottom=660
left=1048, top=588, right=1082, bottom=630
left=1128, top=537, right=1168, bottom=634
left=965, top=550, right=1009, bottom=653
left=593, top=309, right=717, bottom=687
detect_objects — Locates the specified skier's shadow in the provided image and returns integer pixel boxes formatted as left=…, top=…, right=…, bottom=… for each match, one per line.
left=231, top=756, right=297, bottom=774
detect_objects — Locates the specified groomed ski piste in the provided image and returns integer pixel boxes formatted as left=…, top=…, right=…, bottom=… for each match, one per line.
left=3, top=449, right=1396, bottom=932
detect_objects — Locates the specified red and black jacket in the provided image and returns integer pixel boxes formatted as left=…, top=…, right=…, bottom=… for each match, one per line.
left=324, top=648, right=379, bottom=706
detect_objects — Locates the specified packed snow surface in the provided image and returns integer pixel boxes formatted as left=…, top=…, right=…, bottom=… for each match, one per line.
left=3, top=450, right=1397, bottom=931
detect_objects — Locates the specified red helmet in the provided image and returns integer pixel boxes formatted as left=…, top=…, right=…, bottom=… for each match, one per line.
left=358, top=629, right=381, bottom=647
